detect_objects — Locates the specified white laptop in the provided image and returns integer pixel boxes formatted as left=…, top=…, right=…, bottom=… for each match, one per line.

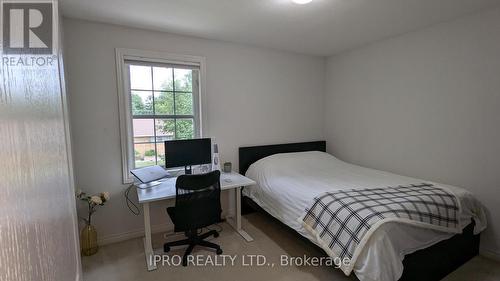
left=130, top=165, right=170, bottom=183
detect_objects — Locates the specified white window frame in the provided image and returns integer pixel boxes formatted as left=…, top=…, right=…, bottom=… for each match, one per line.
left=115, top=48, right=207, bottom=183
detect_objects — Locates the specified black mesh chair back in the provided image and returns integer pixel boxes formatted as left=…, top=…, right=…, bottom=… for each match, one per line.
left=173, top=170, right=222, bottom=231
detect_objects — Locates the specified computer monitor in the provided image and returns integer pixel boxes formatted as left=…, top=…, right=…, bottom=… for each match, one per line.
left=164, top=138, right=212, bottom=174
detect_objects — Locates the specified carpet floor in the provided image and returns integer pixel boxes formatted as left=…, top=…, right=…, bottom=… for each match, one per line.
left=82, top=212, right=500, bottom=281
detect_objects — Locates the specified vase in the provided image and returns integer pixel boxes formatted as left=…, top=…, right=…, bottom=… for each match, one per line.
left=80, top=224, right=98, bottom=256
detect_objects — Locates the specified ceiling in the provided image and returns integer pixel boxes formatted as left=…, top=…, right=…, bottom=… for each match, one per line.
left=60, top=0, right=500, bottom=56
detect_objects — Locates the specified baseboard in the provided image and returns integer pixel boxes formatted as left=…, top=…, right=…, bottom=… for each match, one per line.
left=98, top=223, right=174, bottom=246
left=97, top=211, right=231, bottom=246
left=480, top=249, right=500, bottom=262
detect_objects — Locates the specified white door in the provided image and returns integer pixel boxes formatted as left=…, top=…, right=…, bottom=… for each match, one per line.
left=0, top=1, right=81, bottom=280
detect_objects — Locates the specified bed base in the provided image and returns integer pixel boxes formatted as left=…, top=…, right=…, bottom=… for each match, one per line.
left=238, top=141, right=479, bottom=281
left=243, top=196, right=479, bottom=281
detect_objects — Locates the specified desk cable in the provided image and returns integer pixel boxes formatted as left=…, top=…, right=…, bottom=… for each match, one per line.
left=125, top=184, right=140, bottom=216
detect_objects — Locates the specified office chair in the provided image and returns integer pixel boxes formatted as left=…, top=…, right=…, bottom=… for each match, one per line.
left=164, top=170, right=223, bottom=266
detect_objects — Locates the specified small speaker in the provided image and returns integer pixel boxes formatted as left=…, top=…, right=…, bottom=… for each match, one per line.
left=212, top=143, right=221, bottom=171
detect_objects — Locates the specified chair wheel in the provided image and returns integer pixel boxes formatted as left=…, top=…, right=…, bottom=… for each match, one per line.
left=216, top=248, right=223, bottom=255
left=164, top=245, right=170, bottom=252
left=213, top=232, right=219, bottom=238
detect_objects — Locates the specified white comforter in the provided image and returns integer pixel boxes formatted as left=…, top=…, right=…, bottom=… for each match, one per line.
left=242, top=151, right=486, bottom=281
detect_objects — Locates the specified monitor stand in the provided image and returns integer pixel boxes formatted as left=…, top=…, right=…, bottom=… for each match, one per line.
left=184, top=165, right=193, bottom=175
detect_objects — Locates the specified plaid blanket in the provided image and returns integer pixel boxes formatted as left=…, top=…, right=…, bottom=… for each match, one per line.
left=301, top=183, right=460, bottom=275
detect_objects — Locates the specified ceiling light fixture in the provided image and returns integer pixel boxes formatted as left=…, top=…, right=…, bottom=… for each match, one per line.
left=292, top=0, right=313, bottom=4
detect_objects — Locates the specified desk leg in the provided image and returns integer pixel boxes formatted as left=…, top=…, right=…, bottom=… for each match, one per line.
left=229, top=187, right=254, bottom=242
left=143, top=202, right=157, bottom=271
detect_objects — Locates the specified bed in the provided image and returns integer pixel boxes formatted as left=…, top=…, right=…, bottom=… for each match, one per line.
left=239, top=141, right=486, bottom=281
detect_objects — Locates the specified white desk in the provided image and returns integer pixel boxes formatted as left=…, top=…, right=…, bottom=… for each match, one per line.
left=136, top=171, right=256, bottom=271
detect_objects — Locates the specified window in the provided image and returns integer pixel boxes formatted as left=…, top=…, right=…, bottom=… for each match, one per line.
left=127, top=63, right=200, bottom=168
left=116, top=49, right=205, bottom=183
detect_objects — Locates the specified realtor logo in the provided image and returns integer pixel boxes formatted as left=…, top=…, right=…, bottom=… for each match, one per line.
left=2, top=2, right=53, bottom=54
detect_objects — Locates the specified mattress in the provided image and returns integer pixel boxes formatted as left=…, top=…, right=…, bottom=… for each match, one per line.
left=242, top=151, right=486, bottom=281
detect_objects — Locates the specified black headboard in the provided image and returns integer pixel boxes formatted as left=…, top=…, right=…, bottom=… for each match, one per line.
left=238, top=141, right=326, bottom=175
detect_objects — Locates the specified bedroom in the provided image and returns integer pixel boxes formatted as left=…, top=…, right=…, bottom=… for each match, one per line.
left=1, top=0, right=499, bottom=280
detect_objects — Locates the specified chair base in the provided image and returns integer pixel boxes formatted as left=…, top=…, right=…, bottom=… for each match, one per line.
left=164, top=229, right=222, bottom=266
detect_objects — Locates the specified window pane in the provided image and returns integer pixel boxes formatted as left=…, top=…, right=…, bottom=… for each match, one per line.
left=174, top=69, right=192, bottom=92
left=154, top=91, right=174, bottom=115
left=129, top=65, right=152, bottom=90
left=176, top=118, right=194, bottom=139
left=131, top=91, right=153, bottom=116
left=153, top=67, right=173, bottom=91
left=175, top=92, right=193, bottom=115
left=133, top=119, right=155, bottom=143
left=134, top=143, right=156, bottom=168
left=156, top=143, right=165, bottom=167
left=155, top=119, right=175, bottom=141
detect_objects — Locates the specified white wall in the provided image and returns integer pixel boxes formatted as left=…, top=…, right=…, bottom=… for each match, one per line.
left=63, top=18, right=325, bottom=243
left=324, top=8, right=500, bottom=258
